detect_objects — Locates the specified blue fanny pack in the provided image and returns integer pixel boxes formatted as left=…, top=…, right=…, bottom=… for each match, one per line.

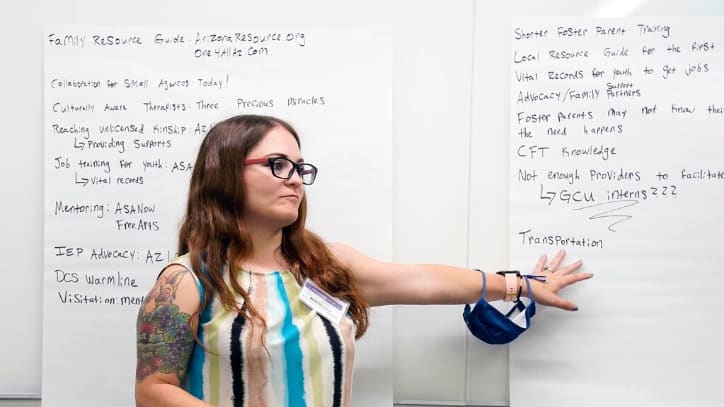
left=462, top=271, right=537, bottom=345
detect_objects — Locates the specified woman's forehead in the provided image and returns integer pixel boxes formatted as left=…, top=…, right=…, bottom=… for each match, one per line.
left=249, top=126, right=302, bottom=157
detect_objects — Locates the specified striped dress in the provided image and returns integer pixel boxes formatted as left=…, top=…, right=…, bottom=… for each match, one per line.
left=171, top=255, right=356, bottom=407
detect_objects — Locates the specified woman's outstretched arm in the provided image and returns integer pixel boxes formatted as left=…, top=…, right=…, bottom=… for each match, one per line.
left=329, top=243, right=591, bottom=310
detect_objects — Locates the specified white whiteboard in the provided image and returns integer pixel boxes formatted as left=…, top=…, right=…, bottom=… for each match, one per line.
left=507, top=16, right=724, bottom=407
left=2, top=0, right=476, bottom=404
left=42, top=26, right=393, bottom=407
left=468, top=1, right=724, bottom=406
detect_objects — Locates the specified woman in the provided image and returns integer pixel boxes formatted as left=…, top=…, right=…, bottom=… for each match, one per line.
left=135, top=114, right=591, bottom=407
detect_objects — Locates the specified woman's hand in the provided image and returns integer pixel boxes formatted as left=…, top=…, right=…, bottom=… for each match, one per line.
left=524, top=249, right=592, bottom=311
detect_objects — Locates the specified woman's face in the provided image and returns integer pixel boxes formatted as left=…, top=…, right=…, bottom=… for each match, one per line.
left=242, top=125, right=305, bottom=230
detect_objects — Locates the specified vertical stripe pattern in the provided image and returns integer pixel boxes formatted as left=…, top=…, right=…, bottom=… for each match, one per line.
left=230, top=314, right=246, bottom=407
left=173, top=254, right=356, bottom=407
left=274, top=273, right=306, bottom=406
left=245, top=274, right=269, bottom=407
left=320, top=318, right=343, bottom=407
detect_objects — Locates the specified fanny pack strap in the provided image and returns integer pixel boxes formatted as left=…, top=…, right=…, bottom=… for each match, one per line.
left=474, top=270, right=541, bottom=310
left=475, top=268, right=487, bottom=299
left=523, top=274, right=545, bottom=303
left=504, top=275, right=538, bottom=317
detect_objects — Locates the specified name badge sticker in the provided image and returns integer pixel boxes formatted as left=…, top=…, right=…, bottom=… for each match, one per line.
left=299, top=278, right=350, bottom=325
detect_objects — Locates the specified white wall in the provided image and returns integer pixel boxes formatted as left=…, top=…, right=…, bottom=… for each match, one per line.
left=3, top=0, right=724, bottom=406
left=1, top=0, right=477, bottom=405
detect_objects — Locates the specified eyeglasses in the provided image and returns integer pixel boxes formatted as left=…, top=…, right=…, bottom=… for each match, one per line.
left=243, top=157, right=318, bottom=185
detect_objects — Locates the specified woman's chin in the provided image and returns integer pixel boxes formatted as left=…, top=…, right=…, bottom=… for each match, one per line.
left=277, top=213, right=300, bottom=228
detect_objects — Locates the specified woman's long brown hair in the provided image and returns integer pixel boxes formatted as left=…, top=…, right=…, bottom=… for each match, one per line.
left=177, top=114, right=369, bottom=338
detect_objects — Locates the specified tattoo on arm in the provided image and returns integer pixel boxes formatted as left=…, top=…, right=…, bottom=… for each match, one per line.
left=136, top=269, right=195, bottom=383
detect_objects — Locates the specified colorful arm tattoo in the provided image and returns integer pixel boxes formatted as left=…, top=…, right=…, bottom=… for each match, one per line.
left=136, top=268, right=195, bottom=383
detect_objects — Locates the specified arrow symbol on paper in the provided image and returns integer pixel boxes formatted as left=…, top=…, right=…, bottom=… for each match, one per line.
left=74, top=172, right=89, bottom=187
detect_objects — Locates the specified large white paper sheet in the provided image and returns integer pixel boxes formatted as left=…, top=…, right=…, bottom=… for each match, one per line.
left=43, top=26, right=393, bottom=407
left=509, top=18, right=724, bottom=407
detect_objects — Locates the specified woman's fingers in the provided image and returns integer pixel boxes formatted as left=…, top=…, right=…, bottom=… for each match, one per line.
left=556, top=259, right=584, bottom=275
left=535, top=254, right=547, bottom=273
left=556, top=297, right=579, bottom=311
left=534, top=284, right=578, bottom=311
left=563, top=270, right=593, bottom=286
left=529, top=251, right=591, bottom=310
left=547, top=249, right=566, bottom=271
left=548, top=262, right=588, bottom=290
left=532, top=250, right=592, bottom=310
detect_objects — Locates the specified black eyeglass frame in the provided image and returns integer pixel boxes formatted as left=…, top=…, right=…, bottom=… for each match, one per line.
left=243, top=157, right=318, bottom=185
